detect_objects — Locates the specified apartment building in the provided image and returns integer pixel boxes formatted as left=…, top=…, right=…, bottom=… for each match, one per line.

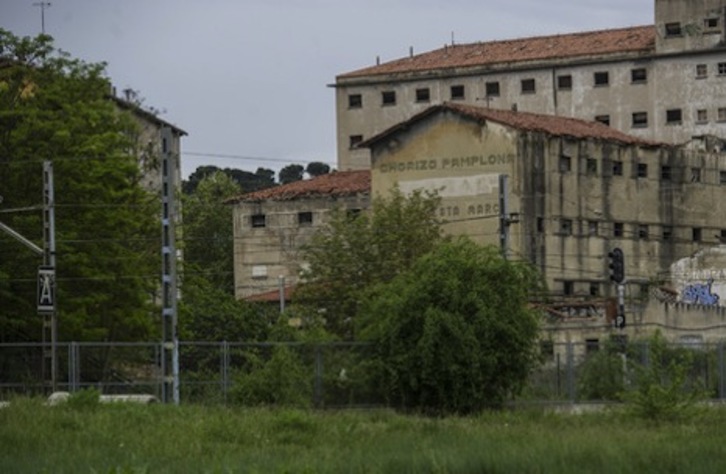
left=334, top=0, right=726, bottom=170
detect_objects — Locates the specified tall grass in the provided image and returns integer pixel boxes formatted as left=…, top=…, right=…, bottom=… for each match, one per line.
left=1, top=398, right=725, bottom=473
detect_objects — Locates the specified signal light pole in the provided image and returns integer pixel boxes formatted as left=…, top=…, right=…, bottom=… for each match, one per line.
left=608, top=248, right=626, bottom=329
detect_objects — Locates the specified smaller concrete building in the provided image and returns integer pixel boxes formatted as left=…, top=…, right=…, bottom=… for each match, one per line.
left=227, top=170, right=370, bottom=300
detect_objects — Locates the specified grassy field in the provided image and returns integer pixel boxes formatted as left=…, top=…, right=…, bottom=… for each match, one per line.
left=1, top=397, right=726, bottom=473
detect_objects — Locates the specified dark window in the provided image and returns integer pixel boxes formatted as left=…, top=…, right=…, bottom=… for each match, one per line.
left=718, top=62, right=726, bottom=75
left=557, top=75, right=572, bottom=90
left=348, top=94, right=362, bottom=108
left=563, top=281, right=574, bottom=296
left=251, top=214, right=266, bottom=228
left=521, top=78, right=536, bottom=94
left=588, top=220, right=598, bottom=236
left=559, top=155, right=572, bottom=172
left=586, top=339, right=600, bottom=354
left=486, top=81, right=500, bottom=96
left=661, top=166, right=672, bottom=181
left=415, top=88, right=430, bottom=103
left=665, top=22, right=682, bottom=37
left=691, top=167, right=702, bottom=183
left=346, top=208, right=362, bottom=220
left=594, top=71, right=609, bottom=86
left=697, top=109, right=708, bottom=123
left=637, top=163, right=648, bottom=178
left=612, top=160, right=623, bottom=176
left=537, top=217, right=544, bottom=233
left=298, top=211, right=313, bottom=226
left=632, top=112, right=648, bottom=128
left=595, top=115, right=611, bottom=126
left=586, top=158, right=597, bottom=175
left=720, top=229, right=726, bottom=243
left=614, top=222, right=624, bottom=238
left=666, top=109, right=682, bottom=124
left=719, top=108, right=726, bottom=122
left=590, top=282, right=600, bottom=296
left=638, top=224, right=649, bottom=240
left=663, top=226, right=673, bottom=241
left=382, top=90, right=396, bottom=106
left=560, top=219, right=573, bottom=235
left=705, top=17, right=719, bottom=29
left=693, top=227, right=702, bottom=242
left=696, top=64, right=708, bottom=78
left=450, top=85, right=465, bottom=100
left=631, top=68, right=647, bottom=83
left=720, top=170, right=726, bottom=185
left=540, top=340, right=554, bottom=359
left=349, top=135, right=363, bottom=148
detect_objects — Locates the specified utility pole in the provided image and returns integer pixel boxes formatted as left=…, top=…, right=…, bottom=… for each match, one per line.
left=160, top=127, right=179, bottom=405
left=32, top=2, right=51, bottom=34
left=41, top=160, right=57, bottom=391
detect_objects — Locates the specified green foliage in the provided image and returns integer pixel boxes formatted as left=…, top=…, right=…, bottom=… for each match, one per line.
left=64, top=388, right=101, bottom=411
left=182, top=165, right=276, bottom=195
left=358, top=238, right=543, bottom=414
left=623, top=332, right=706, bottom=422
left=278, top=163, right=304, bottom=184
left=577, top=341, right=627, bottom=401
left=295, top=186, right=444, bottom=339
left=0, top=30, right=158, bottom=342
left=305, top=161, right=331, bottom=177
left=230, top=346, right=312, bottom=407
left=181, top=171, right=240, bottom=294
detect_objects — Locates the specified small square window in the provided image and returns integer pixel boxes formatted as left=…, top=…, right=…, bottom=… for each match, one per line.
left=588, top=220, right=599, bottom=236
left=696, top=64, right=708, bottom=78
left=612, top=160, right=623, bottom=176
left=697, top=109, right=708, bottom=123
left=720, top=170, right=726, bottom=185
left=486, top=81, right=500, bottom=97
left=666, top=109, right=682, bottom=124
left=719, top=63, right=726, bottom=75
left=450, top=85, right=465, bottom=100
left=595, top=115, right=610, bottom=126
left=586, top=158, right=597, bottom=175
left=251, top=214, right=266, bottom=228
left=638, top=224, right=649, bottom=240
left=586, top=338, right=600, bottom=354
left=693, top=227, right=702, bottom=242
left=559, top=155, right=572, bottom=172
left=614, top=222, right=624, bottom=238
left=589, top=283, right=600, bottom=297
left=348, top=94, right=362, bottom=109
left=349, top=135, right=363, bottom=148
left=691, top=167, right=702, bottom=183
left=382, top=90, right=396, bottom=106
left=632, top=112, right=648, bottom=128
left=665, top=22, right=682, bottom=37
left=663, top=226, right=673, bottom=241
left=718, top=108, right=726, bottom=122
left=637, top=163, right=648, bottom=178
left=661, top=166, right=672, bottom=181
left=298, top=211, right=313, bottom=226
left=415, top=88, right=430, bottom=103
left=631, top=68, right=647, bottom=83
left=705, top=17, right=720, bottom=29
left=557, top=75, right=572, bottom=90
left=594, top=71, right=609, bottom=86
left=521, top=78, right=536, bottom=94
left=560, top=219, right=573, bottom=235
left=563, top=281, right=574, bottom=296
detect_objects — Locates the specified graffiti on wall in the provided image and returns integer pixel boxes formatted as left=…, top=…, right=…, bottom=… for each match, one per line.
left=681, top=279, right=720, bottom=306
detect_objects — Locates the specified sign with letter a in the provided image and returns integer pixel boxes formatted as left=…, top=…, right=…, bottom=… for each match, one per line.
left=37, top=266, right=55, bottom=313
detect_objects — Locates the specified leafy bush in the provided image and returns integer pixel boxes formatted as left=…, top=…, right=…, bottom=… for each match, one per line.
left=65, top=388, right=101, bottom=411
left=577, top=341, right=627, bottom=401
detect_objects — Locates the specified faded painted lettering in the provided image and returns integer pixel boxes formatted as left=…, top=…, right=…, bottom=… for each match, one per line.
left=379, top=154, right=514, bottom=174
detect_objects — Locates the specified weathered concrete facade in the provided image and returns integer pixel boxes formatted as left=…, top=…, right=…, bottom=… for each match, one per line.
left=334, top=0, right=726, bottom=170
left=364, top=104, right=726, bottom=325
left=228, top=171, right=370, bottom=300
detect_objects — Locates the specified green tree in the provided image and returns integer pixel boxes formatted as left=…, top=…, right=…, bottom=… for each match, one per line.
left=305, top=161, right=331, bottom=178
left=183, top=165, right=276, bottom=195
left=0, top=30, right=158, bottom=342
left=295, top=187, right=443, bottom=339
left=182, top=171, right=240, bottom=294
left=278, top=164, right=304, bottom=185
left=358, top=238, right=543, bottom=414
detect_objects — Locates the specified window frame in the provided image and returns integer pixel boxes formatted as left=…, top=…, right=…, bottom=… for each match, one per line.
left=251, top=214, right=266, bottom=228
left=298, top=211, right=313, bottom=226
left=415, top=88, right=430, bottom=103
left=696, top=64, right=708, bottom=78
left=557, top=74, right=573, bottom=90
left=631, top=68, right=647, bottom=84
left=666, top=108, right=683, bottom=125
left=520, top=78, right=536, bottom=94
left=594, top=71, right=610, bottom=87
left=632, top=111, right=648, bottom=128
left=485, top=81, right=500, bottom=97
left=348, top=94, right=362, bottom=109
left=381, top=90, right=396, bottom=106
left=665, top=22, right=683, bottom=37
left=450, top=84, right=465, bottom=100
left=349, top=135, right=363, bottom=149
left=595, top=115, right=611, bottom=126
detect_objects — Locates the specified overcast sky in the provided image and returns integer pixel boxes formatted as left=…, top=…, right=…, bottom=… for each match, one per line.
left=2, top=0, right=653, bottom=179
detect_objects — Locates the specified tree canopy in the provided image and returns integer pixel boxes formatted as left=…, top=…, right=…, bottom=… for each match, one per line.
left=278, top=164, right=304, bottom=185
left=358, top=238, right=543, bottom=414
left=0, top=30, right=159, bottom=342
left=305, top=161, right=331, bottom=178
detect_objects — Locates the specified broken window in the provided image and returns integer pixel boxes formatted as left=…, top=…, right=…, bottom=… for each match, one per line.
left=595, top=115, right=610, bottom=126
left=631, top=68, right=647, bottom=83
left=450, top=85, right=465, bottom=100
left=251, top=214, right=266, bottom=228
left=632, top=111, right=648, bottom=128
left=349, top=135, right=363, bottom=148
left=415, top=88, right=430, bottom=103
left=381, top=90, right=396, bottom=106
left=348, top=94, right=362, bottom=108
left=696, top=64, right=708, bottom=78
left=665, top=22, right=682, bottom=37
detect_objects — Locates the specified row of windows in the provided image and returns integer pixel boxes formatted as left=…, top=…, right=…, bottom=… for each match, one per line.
left=550, top=218, right=722, bottom=243
left=665, top=16, right=721, bottom=37
left=250, top=209, right=363, bottom=228
left=558, top=155, right=726, bottom=184
left=348, top=62, right=726, bottom=109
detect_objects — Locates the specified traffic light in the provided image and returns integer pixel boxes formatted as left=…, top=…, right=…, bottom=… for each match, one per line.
left=608, top=248, right=625, bottom=283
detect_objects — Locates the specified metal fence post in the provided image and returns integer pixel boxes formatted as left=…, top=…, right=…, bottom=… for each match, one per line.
left=221, top=341, right=230, bottom=404
left=566, top=342, right=575, bottom=402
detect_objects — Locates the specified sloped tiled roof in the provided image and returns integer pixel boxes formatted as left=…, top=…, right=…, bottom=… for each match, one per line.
left=360, top=102, right=663, bottom=148
left=339, top=25, right=655, bottom=79
left=227, top=170, right=371, bottom=203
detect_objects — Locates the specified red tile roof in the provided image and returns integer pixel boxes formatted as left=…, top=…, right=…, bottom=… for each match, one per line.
left=360, top=102, right=663, bottom=148
left=245, top=285, right=295, bottom=303
left=339, top=25, right=655, bottom=79
left=227, top=170, right=371, bottom=203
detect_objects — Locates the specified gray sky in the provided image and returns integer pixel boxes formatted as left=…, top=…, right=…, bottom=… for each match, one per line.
left=2, top=0, right=653, bottom=179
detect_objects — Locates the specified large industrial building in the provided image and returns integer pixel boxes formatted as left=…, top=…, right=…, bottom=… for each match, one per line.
left=334, top=0, right=726, bottom=170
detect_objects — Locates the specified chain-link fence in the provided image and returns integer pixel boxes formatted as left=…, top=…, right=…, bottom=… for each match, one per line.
left=2, top=340, right=725, bottom=407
